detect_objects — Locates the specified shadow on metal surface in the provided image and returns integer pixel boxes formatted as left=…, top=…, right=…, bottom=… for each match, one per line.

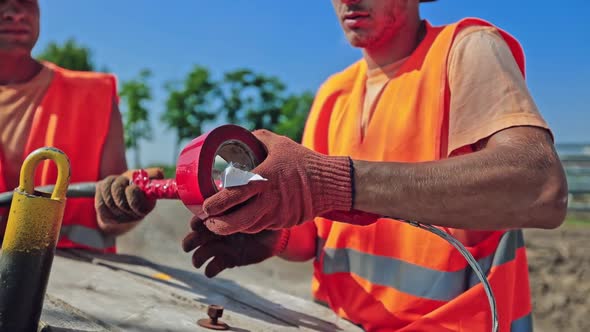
left=56, top=249, right=345, bottom=332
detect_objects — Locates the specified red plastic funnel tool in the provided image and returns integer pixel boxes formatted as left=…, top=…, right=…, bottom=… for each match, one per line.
left=131, top=124, right=267, bottom=215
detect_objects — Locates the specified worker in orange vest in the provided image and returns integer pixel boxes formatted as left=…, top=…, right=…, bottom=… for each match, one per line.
left=0, top=0, right=160, bottom=253
left=182, top=0, right=568, bottom=331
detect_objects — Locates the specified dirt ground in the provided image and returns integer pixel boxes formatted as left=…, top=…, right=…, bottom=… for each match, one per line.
left=118, top=201, right=588, bottom=332
left=525, top=225, right=589, bottom=332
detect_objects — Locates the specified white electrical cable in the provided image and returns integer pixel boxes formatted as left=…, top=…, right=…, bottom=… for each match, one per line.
left=397, top=219, right=498, bottom=332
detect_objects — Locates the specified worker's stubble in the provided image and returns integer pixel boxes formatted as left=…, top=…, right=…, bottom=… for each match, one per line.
left=331, top=0, right=420, bottom=50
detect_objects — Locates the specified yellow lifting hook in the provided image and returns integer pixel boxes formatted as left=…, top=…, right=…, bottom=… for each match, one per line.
left=0, top=147, right=70, bottom=332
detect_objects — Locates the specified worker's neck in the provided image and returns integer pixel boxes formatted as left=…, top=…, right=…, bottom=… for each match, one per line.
left=0, top=53, right=42, bottom=85
left=362, top=19, right=424, bottom=70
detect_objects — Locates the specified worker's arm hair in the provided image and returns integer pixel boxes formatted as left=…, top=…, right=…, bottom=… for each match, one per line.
left=352, top=126, right=568, bottom=230
left=96, top=100, right=140, bottom=236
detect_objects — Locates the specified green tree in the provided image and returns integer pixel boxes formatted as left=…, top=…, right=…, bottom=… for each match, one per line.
left=274, top=91, right=314, bottom=142
left=219, top=69, right=286, bottom=131
left=36, top=38, right=95, bottom=71
left=162, top=65, right=218, bottom=162
left=119, top=69, right=154, bottom=168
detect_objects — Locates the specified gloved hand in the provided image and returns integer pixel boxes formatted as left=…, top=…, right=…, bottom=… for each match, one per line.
left=201, top=129, right=353, bottom=235
left=182, top=215, right=290, bottom=278
left=95, top=167, right=164, bottom=224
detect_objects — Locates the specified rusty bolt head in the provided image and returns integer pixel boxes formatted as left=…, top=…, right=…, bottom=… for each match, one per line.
left=198, top=304, right=229, bottom=330
left=207, top=305, right=224, bottom=320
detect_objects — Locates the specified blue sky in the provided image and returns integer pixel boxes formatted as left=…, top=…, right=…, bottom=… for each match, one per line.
left=35, top=1, right=589, bottom=166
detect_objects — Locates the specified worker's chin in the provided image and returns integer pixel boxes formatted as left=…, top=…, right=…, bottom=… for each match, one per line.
left=0, top=41, right=34, bottom=56
left=344, top=31, right=377, bottom=49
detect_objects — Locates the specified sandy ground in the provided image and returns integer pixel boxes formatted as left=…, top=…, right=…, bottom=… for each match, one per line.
left=117, top=201, right=588, bottom=332
left=525, top=225, right=589, bottom=332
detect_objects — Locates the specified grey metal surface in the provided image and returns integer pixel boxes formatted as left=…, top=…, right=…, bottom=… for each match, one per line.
left=40, top=249, right=361, bottom=332
left=116, top=200, right=315, bottom=300
left=39, top=294, right=115, bottom=331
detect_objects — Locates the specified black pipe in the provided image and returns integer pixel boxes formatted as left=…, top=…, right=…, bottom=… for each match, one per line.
left=0, top=182, right=97, bottom=207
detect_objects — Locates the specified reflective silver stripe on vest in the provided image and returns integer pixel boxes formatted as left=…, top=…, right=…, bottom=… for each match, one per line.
left=60, top=225, right=116, bottom=250
left=319, top=229, right=524, bottom=302
left=315, top=237, right=326, bottom=261
left=511, top=313, right=533, bottom=332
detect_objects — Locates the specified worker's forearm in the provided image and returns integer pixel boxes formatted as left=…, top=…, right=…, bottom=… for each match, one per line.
left=352, top=132, right=568, bottom=230
left=277, top=221, right=317, bottom=262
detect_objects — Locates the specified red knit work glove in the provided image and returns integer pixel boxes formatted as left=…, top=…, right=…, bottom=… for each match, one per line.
left=202, top=129, right=353, bottom=235
left=182, top=215, right=290, bottom=278
left=95, top=167, right=164, bottom=224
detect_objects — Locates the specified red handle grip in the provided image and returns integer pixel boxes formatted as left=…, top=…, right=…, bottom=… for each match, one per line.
left=132, top=169, right=179, bottom=200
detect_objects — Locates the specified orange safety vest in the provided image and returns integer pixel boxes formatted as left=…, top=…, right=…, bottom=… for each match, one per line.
left=0, top=62, right=117, bottom=253
left=302, top=18, right=533, bottom=332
